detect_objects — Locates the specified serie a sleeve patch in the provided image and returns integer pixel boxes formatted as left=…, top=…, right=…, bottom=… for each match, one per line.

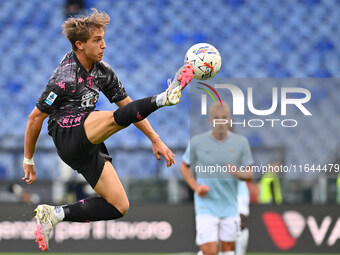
left=44, top=91, right=58, bottom=106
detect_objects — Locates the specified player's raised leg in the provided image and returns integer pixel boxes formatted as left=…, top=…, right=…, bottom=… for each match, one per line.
left=84, top=63, right=194, bottom=144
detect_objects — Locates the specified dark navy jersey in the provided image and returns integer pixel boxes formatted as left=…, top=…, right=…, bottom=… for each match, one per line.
left=36, top=51, right=128, bottom=135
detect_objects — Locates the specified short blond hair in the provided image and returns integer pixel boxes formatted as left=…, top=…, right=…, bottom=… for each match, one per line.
left=62, top=8, right=110, bottom=51
left=209, top=102, right=231, bottom=116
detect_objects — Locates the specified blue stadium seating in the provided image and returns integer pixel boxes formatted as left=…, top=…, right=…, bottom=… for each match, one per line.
left=1, top=0, right=340, bottom=180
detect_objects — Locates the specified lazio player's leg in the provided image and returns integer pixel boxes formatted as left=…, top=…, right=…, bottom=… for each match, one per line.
left=219, top=216, right=241, bottom=254
left=196, top=214, right=219, bottom=255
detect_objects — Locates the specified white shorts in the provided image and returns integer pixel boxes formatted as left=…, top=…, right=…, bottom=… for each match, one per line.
left=238, top=195, right=250, bottom=216
left=195, top=214, right=241, bottom=245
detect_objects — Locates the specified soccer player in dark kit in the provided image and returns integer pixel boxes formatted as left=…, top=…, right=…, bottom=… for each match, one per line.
left=22, top=9, right=194, bottom=251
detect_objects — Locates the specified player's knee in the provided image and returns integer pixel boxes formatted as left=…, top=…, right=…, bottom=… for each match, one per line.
left=118, top=200, right=130, bottom=216
left=107, top=198, right=130, bottom=216
left=203, top=251, right=217, bottom=255
left=201, top=247, right=218, bottom=255
left=113, top=108, right=131, bottom=127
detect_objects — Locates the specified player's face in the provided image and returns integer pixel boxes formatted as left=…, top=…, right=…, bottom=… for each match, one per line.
left=82, top=27, right=106, bottom=62
left=209, top=107, right=231, bottom=135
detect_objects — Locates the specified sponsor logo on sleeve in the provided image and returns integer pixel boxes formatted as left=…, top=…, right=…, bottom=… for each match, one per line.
left=44, top=91, right=57, bottom=106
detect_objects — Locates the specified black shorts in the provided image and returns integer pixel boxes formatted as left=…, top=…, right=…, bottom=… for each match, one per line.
left=51, top=112, right=112, bottom=188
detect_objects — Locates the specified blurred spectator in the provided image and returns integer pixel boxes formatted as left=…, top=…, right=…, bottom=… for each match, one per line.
left=259, top=160, right=283, bottom=205
left=0, top=183, right=39, bottom=203
left=65, top=0, right=85, bottom=18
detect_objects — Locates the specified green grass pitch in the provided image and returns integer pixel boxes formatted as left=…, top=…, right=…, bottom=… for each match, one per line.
left=1, top=253, right=340, bottom=255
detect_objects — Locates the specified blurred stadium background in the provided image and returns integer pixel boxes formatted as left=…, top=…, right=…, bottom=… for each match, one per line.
left=0, top=0, right=340, bottom=254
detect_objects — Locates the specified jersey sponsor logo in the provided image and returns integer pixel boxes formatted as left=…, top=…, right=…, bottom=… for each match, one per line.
left=44, top=91, right=57, bottom=106
left=78, top=77, right=84, bottom=84
left=87, top=76, right=93, bottom=88
left=57, top=114, right=84, bottom=128
left=56, top=81, right=65, bottom=91
left=81, top=91, right=99, bottom=107
left=136, top=112, right=144, bottom=121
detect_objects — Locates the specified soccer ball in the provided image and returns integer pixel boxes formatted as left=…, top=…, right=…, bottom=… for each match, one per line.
left=184, top=43, right=222, bottom=80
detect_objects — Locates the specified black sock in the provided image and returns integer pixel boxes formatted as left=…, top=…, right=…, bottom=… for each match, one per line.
left=113, top=96, right=158, bottom=127
left=62, top=197, right=123, bottom=222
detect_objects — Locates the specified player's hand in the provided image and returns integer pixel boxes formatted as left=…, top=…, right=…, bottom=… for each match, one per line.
left=195, top=185, right=210, bottom=197
left=240, top=214, right=247, bottom=230
left=226, top=163, right=238, bottom=174
left=22, top=163, right=37, bottom=184
left=152, top=138, right=175, bottom=167
left=227, top=163, right=253, bottom=181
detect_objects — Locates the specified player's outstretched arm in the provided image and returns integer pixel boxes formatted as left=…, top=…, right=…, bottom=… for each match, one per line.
left=134, top=118, right=175, bottom=168
left=149, top=136, right=175, bottom=167
left=22, top=107, right=48, bottom=184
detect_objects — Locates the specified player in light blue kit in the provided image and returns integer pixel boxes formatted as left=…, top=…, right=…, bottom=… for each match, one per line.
left=180, top=102, right=253, bottom=255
